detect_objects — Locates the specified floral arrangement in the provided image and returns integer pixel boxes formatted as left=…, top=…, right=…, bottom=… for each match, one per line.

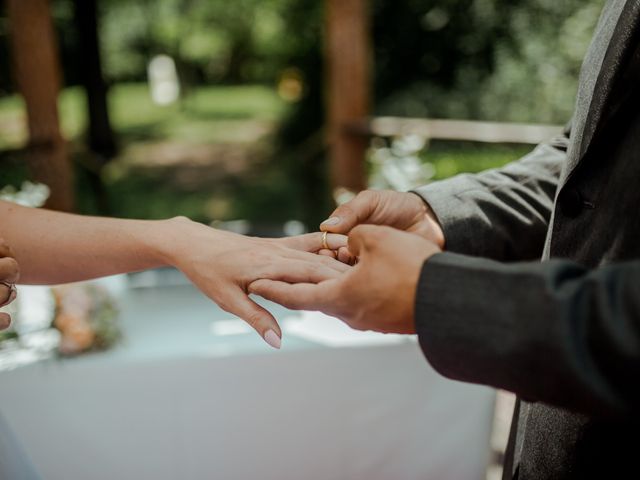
left=52, top=284, right=122, bottom=356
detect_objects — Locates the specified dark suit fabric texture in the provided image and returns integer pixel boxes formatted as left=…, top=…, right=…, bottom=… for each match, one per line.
left=412, top=1, right=640, bottom=478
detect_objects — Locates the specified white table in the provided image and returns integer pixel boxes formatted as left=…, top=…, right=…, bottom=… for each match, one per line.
left=0, top=275, right=495, bottom=480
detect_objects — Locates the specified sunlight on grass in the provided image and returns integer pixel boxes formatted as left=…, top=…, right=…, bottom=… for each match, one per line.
left=0, top=83, right=287, bottom=149
left=425, top=142, right=529, bottom=180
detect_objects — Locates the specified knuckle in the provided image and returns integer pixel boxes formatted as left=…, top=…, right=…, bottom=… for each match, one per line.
left=317, top=256, right=334, bottom=267
left=335, top=203, right=355, bottom=219
left=244, top=309, right=263, bottom=329
left=357, top=190, right=374, bottom=202
left=216, top=297, right=232, bottom=313
left=349, top=311, right=368, bottom=331
left=258, top=267, right=274, bottom=280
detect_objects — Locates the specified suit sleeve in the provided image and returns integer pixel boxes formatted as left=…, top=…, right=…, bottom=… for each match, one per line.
left=412, top=126, right=570, bottom=261
left=415, top=252, right=640, bottom=419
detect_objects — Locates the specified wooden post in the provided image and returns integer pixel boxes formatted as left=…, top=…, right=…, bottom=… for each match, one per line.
left=325, top=0, right=370, bottom=195
left=6, top=0, right=75, bottom=212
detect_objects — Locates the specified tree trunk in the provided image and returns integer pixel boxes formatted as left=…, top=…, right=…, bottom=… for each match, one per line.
left=73, top=0, right=117, bottom=160
left=324, top=0, right=371, bottom=195
left=6, top=0, right=75, bottom=212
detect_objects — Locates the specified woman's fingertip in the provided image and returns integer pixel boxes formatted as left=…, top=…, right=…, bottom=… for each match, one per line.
left=264, top=329, right=282, bottom=349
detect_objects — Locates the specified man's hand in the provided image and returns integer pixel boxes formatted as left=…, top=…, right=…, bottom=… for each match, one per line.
left=317, top=190, right=445, bottom=263
left=0, top=238, right=19, bottom=331
left=250, top=226, right=441, bottom=334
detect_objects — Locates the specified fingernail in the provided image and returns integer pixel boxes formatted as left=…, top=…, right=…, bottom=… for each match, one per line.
left=264, top=329, right=281, bottom=349
left=321, top=217, right=341, bottom=226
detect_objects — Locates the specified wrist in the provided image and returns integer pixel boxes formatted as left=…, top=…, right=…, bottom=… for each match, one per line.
left=423, top=202, right=446, bottom=249
left=408, top=192, right=446, bottom=249
left=144, top=216, right=199, bottom=268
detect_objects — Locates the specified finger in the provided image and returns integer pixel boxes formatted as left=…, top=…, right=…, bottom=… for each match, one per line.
left=320, top=191, right=378, bottom=234
left=249, top=279, right=335, bottom=311
left=219, top=289, right=283, bottom=349
left=282, top=248, right=350, bottom=273
left=337, top=247, right=357, bottom=265
left=263, top=260, right=344, bottom=284
left=318, top=249, right=336, bottom=258
left=0, top=257, right=19, bottom=284
left=280, top=232, right=348, bottom=252
left=0, top=312, right=11, bottom=331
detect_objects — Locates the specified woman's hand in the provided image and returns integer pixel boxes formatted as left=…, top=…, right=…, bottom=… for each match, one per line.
left=153, top=217, right=349, bottom=348
left=0, top=238, right=19, bottom=331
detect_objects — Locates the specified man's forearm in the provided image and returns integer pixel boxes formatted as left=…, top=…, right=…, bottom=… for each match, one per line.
left=415, top=252, right=640, bottom=418
left=0, top=200, right=177, bottom=284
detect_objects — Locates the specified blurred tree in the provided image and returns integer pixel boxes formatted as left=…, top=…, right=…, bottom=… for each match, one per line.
left=73, top=0, right=116, bottom=160
left=274, top=0, right=602, bottom=224
left=6, top=0, right=74, bottom=211
left=73, top=0, right=115, bottom=213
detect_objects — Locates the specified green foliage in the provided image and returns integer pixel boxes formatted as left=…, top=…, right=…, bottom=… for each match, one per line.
left=425, top=141, right=530, bottom=180
left=0, top=84, right=294, bottom=223
left=366, top=0, right=603, bottom=123
left=98, top=0, right=295, bottom=85
left=0, top=0, right=606, bottom=226
left=276, top=0, right=603, bottom=140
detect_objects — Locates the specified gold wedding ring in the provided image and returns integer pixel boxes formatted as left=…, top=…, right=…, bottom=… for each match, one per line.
left=321, top=231, right=330, bottom=250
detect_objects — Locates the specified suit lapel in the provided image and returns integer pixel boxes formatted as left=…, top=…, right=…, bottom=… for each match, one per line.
left=574, top=1, right=640, bottom=166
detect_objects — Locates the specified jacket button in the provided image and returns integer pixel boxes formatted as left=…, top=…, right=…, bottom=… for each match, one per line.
left=559, top=188, right=583, bottom=217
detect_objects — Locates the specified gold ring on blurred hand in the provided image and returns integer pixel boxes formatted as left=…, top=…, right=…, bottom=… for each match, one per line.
left=321, top=231, right=330, bottom=250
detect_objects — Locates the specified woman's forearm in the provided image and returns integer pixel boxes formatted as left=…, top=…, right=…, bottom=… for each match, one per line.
left=0, top=199, right=349, bottom=346
left=0, top=200, right=175, bottom=285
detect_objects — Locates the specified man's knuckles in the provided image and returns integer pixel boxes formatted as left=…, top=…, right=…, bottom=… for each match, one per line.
left=349, top=225, right=395, bottom=252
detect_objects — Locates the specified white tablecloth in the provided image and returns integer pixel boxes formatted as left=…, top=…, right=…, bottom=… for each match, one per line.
left=0, top=277, right=495, bottom=480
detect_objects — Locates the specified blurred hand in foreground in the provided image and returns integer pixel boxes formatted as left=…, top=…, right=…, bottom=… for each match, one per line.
left=0, top=238, right=19, bottom=331
left=317, top=190, right=445, bottom=264
left=250, top=225, right=441, bottom=334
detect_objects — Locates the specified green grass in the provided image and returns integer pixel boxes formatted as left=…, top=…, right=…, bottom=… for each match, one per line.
left=425, top=141, right=530, bottom=180
left=0, top=83, right=291, bottom=223
left=0, top=83, right=287, bottom=149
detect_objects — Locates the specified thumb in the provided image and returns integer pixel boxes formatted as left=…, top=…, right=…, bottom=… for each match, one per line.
left=320, top=191, right=379, bottom=234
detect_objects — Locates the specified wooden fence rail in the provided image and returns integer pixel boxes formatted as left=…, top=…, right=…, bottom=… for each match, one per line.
left=347, top=117, right=563, bottom=145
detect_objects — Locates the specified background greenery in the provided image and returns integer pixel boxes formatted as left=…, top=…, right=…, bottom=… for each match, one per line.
left=0, top=0, right=603, bottom=228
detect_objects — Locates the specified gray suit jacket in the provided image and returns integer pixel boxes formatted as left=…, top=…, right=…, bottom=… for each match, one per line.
left=412, top=1, right=640, bottom=478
